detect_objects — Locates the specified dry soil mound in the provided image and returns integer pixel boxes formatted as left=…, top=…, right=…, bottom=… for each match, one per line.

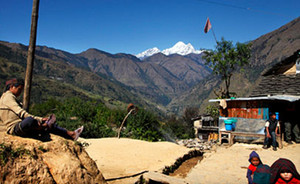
left=80, top=137, right=191, bottom=182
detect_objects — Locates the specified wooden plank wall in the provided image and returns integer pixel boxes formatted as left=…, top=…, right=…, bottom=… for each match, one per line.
left=220, top=100, right=269, bottom=120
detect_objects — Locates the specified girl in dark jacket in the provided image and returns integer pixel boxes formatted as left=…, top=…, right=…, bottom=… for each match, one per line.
left=270, top=158, right=300, bottom=184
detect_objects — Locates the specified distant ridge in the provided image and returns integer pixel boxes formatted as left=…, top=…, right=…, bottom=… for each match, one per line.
left=167, top=17, right=300, bottom=114
left=136, top=47, right=160, bottom=59
left=1, top=17, right=299, bottom=115
left=136, top=41, right=204, bottom=59
left=0, top=39, right=211, bottom=115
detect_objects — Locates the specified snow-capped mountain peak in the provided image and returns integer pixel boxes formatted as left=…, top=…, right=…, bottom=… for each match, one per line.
left=136, top=41, right=203, bottom=59
left=136, top=47, right=160, bottom=59
left=162, top=41, right=202, bottom=56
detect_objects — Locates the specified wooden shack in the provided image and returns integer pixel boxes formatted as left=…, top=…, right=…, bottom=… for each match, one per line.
left=193, top=115, right=218, bottom=141
left=210, top=50, right=300, bottom=139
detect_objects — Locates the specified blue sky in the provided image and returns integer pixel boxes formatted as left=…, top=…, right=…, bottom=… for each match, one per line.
left=1, top=0, right=299, bottom=55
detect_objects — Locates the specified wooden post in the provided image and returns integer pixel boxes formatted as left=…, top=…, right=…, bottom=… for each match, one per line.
left=117, top=109, right=134, bottom=139
left=23, top=0, right=40, bottom=111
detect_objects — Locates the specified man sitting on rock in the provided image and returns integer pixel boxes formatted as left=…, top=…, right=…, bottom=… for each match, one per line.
left=0, top=78, right=83, bottom=140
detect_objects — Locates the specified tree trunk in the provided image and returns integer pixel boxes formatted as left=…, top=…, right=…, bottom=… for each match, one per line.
left=225, top=75, right=231, bottom=98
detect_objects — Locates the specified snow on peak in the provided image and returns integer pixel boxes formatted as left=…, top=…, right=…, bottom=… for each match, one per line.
left=162, top=41, right=202, bottom=56
left=136, top=47, right=161, bottom=59
left=136, top=41, right=203, bottom=59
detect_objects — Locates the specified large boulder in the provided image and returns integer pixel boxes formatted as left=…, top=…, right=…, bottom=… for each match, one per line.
left=0, top=133, right=106, bottom=184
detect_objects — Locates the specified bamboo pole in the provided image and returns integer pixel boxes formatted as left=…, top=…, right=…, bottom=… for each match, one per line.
left=23, top=0, right=40, bottom=111
left=211, top=27, right=218, bottom=44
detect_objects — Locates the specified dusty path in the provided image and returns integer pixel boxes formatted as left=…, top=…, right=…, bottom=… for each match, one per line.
left=186, top=143, right=300, bottom=184
left=81, top=137, right=300, bottom=184
left=79, top=137, right=191, bottom=183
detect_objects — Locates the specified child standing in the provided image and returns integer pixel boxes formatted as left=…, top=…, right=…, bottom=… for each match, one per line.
left=270, top=158, right=300, bottom=184
left=247, top=151, right=263, bottom=184
left=263, top=113, right=280, bottom=151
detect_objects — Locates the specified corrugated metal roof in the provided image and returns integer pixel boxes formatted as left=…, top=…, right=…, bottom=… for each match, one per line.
left=209, top=95, right=300, bottom=102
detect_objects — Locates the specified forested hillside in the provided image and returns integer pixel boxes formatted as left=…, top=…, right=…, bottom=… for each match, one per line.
left=1, top=17, right=299, bottom=116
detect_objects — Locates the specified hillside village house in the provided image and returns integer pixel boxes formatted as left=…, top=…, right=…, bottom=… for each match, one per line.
left=209, top=50, right=300, bottom=144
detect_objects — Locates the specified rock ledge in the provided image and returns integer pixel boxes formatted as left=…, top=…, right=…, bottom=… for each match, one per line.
left=0, top=134, right=106, bottom=184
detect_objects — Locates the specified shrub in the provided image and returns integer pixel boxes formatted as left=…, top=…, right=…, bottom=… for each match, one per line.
left=30, top=97, right=164, bottom=141
left=163, top=115, right=191, bottom=139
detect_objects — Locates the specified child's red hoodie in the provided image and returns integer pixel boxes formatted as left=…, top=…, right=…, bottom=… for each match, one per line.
left=247, top=151, right=262, bottom=184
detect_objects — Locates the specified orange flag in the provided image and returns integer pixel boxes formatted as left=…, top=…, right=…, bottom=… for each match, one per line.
left=204, top=17, right=212, bottom=33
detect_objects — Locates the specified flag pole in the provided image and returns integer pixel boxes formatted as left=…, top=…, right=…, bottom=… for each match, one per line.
left=211, top=27, right=218, bottom=44
left=204, top=17, right=218, bottom=45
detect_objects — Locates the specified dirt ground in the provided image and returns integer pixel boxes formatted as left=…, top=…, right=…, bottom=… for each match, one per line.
left=186, top=142, right=300, bottom=184
left=79, top=137, right=192, bottom=184
left=81, top=137, right=300, bottom=184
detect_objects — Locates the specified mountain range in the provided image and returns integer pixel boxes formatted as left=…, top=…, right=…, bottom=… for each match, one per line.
left=167, top=17, right=300, bottom=114
left=0, top=17, right=299, bottom=116
left=0, top=40, right=211, bottom=115
left=136, top=41, right=204, bottom=59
